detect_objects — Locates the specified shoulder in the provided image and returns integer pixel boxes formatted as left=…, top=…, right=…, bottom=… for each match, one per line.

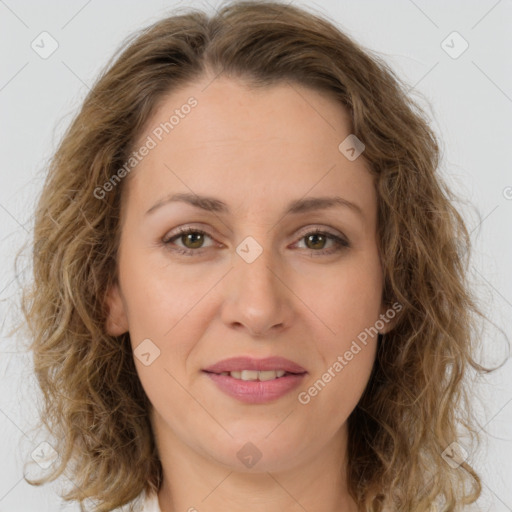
left=141, top=491, right=161, bottom=512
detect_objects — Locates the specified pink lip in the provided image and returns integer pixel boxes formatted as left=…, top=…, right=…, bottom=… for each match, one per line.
left=202, top=356, right=307, bottom=404
left=203, top=356, right=307, bottom=374
left=204, top=372, right=307, bottom=404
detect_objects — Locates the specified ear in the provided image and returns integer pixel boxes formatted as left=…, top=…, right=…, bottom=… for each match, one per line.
left=104, top=282, right=129, bottom=336
left=378, top=300, right=401, bottom=335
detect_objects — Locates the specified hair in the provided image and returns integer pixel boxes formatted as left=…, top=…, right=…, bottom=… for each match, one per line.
left=18, top=1, right=503, bottom=511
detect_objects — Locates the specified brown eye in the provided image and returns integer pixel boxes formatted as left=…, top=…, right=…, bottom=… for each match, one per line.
left=163, top=226, right=349, bottom=257
left=305, top=232, right=328, bottom=250
left=162, top=228, right=215, bottom=255
left=295, top=229, right=350, bottom=255
left=180, top=231, right=205, bottom=249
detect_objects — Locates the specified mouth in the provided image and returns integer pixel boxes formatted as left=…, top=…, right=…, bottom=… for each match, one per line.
left=201, top=356, right=307, bottom=403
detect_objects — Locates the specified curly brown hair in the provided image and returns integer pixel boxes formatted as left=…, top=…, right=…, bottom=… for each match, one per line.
left=18, top=1, right=500, bottom=511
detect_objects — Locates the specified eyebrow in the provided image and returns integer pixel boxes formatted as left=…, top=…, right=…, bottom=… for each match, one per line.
left=145, top=192, right=365, bottom=219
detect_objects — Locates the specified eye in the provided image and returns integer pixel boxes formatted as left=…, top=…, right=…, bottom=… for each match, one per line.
left=162, top=227, right=216, bottom=256
left=162, top=226, right=350, bottom=256
left=293, top=228, right=350, bottom=255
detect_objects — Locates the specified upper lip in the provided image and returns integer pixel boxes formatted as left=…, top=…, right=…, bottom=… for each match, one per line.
left=203, top=356, right=307, bottom=374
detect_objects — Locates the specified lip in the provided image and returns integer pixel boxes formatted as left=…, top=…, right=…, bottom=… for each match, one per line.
left=202, top=356, right=307, bottom=404
left=204, top=372, right=307, bottom=404
left=202, top=356, right=307, bottom=374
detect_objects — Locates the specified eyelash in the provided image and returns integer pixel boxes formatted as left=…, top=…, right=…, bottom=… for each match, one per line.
left=162, top=226, right=350, bottom=257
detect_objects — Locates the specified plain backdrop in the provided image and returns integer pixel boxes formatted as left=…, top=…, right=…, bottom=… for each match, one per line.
left=1, top=0, right=511, bottom=510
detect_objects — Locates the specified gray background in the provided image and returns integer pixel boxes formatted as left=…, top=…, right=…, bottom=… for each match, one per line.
left=1, top=0, right=511, bottom=510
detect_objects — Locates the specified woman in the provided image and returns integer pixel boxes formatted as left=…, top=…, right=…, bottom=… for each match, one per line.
left=21, top=1, right=493, bottom=510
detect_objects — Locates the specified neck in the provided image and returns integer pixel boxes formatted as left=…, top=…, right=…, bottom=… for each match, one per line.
left=152, top=412, right=358, bottom=512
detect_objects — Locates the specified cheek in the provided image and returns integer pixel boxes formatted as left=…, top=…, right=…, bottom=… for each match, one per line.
left=297, top=264, right=381, bottom=427
left=297, top=251, right=382, bottom=408
left=117, top=249, right=220, bottom=395
left=299, top=252, right=383, bottom=345
left=118, top=246, right=211, bottom=339
left=298, top=337, right=377, bottom=440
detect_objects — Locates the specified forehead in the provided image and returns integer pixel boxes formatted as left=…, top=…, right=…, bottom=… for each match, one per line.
left=124, top=77, right=376, bottom=221
left=143, top=76, right=352, bottom=152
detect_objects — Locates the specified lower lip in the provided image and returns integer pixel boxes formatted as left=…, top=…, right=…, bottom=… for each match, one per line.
left=203, top=371, right=307, bottom=404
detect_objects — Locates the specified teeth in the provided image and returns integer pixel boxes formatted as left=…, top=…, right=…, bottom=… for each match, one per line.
left=220, top=369, right=287, bottom=381
left=257, top=370, right=285, bottom=381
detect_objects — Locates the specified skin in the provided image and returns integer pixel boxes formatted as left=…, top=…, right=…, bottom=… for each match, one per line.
left=105, top=75, right=395, bottom=512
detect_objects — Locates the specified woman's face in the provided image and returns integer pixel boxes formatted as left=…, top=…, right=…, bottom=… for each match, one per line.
left=106, top=76, right=390, bottom=474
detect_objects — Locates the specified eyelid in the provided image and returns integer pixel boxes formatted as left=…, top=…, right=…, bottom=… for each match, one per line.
left=293, top=225, right=346, bottom=241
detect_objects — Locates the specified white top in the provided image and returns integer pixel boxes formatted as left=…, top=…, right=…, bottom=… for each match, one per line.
left=141, top=492, right=161, bottom=512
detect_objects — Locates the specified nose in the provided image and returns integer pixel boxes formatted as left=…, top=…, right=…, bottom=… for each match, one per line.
left=220, top=245, right=293, bottom=337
